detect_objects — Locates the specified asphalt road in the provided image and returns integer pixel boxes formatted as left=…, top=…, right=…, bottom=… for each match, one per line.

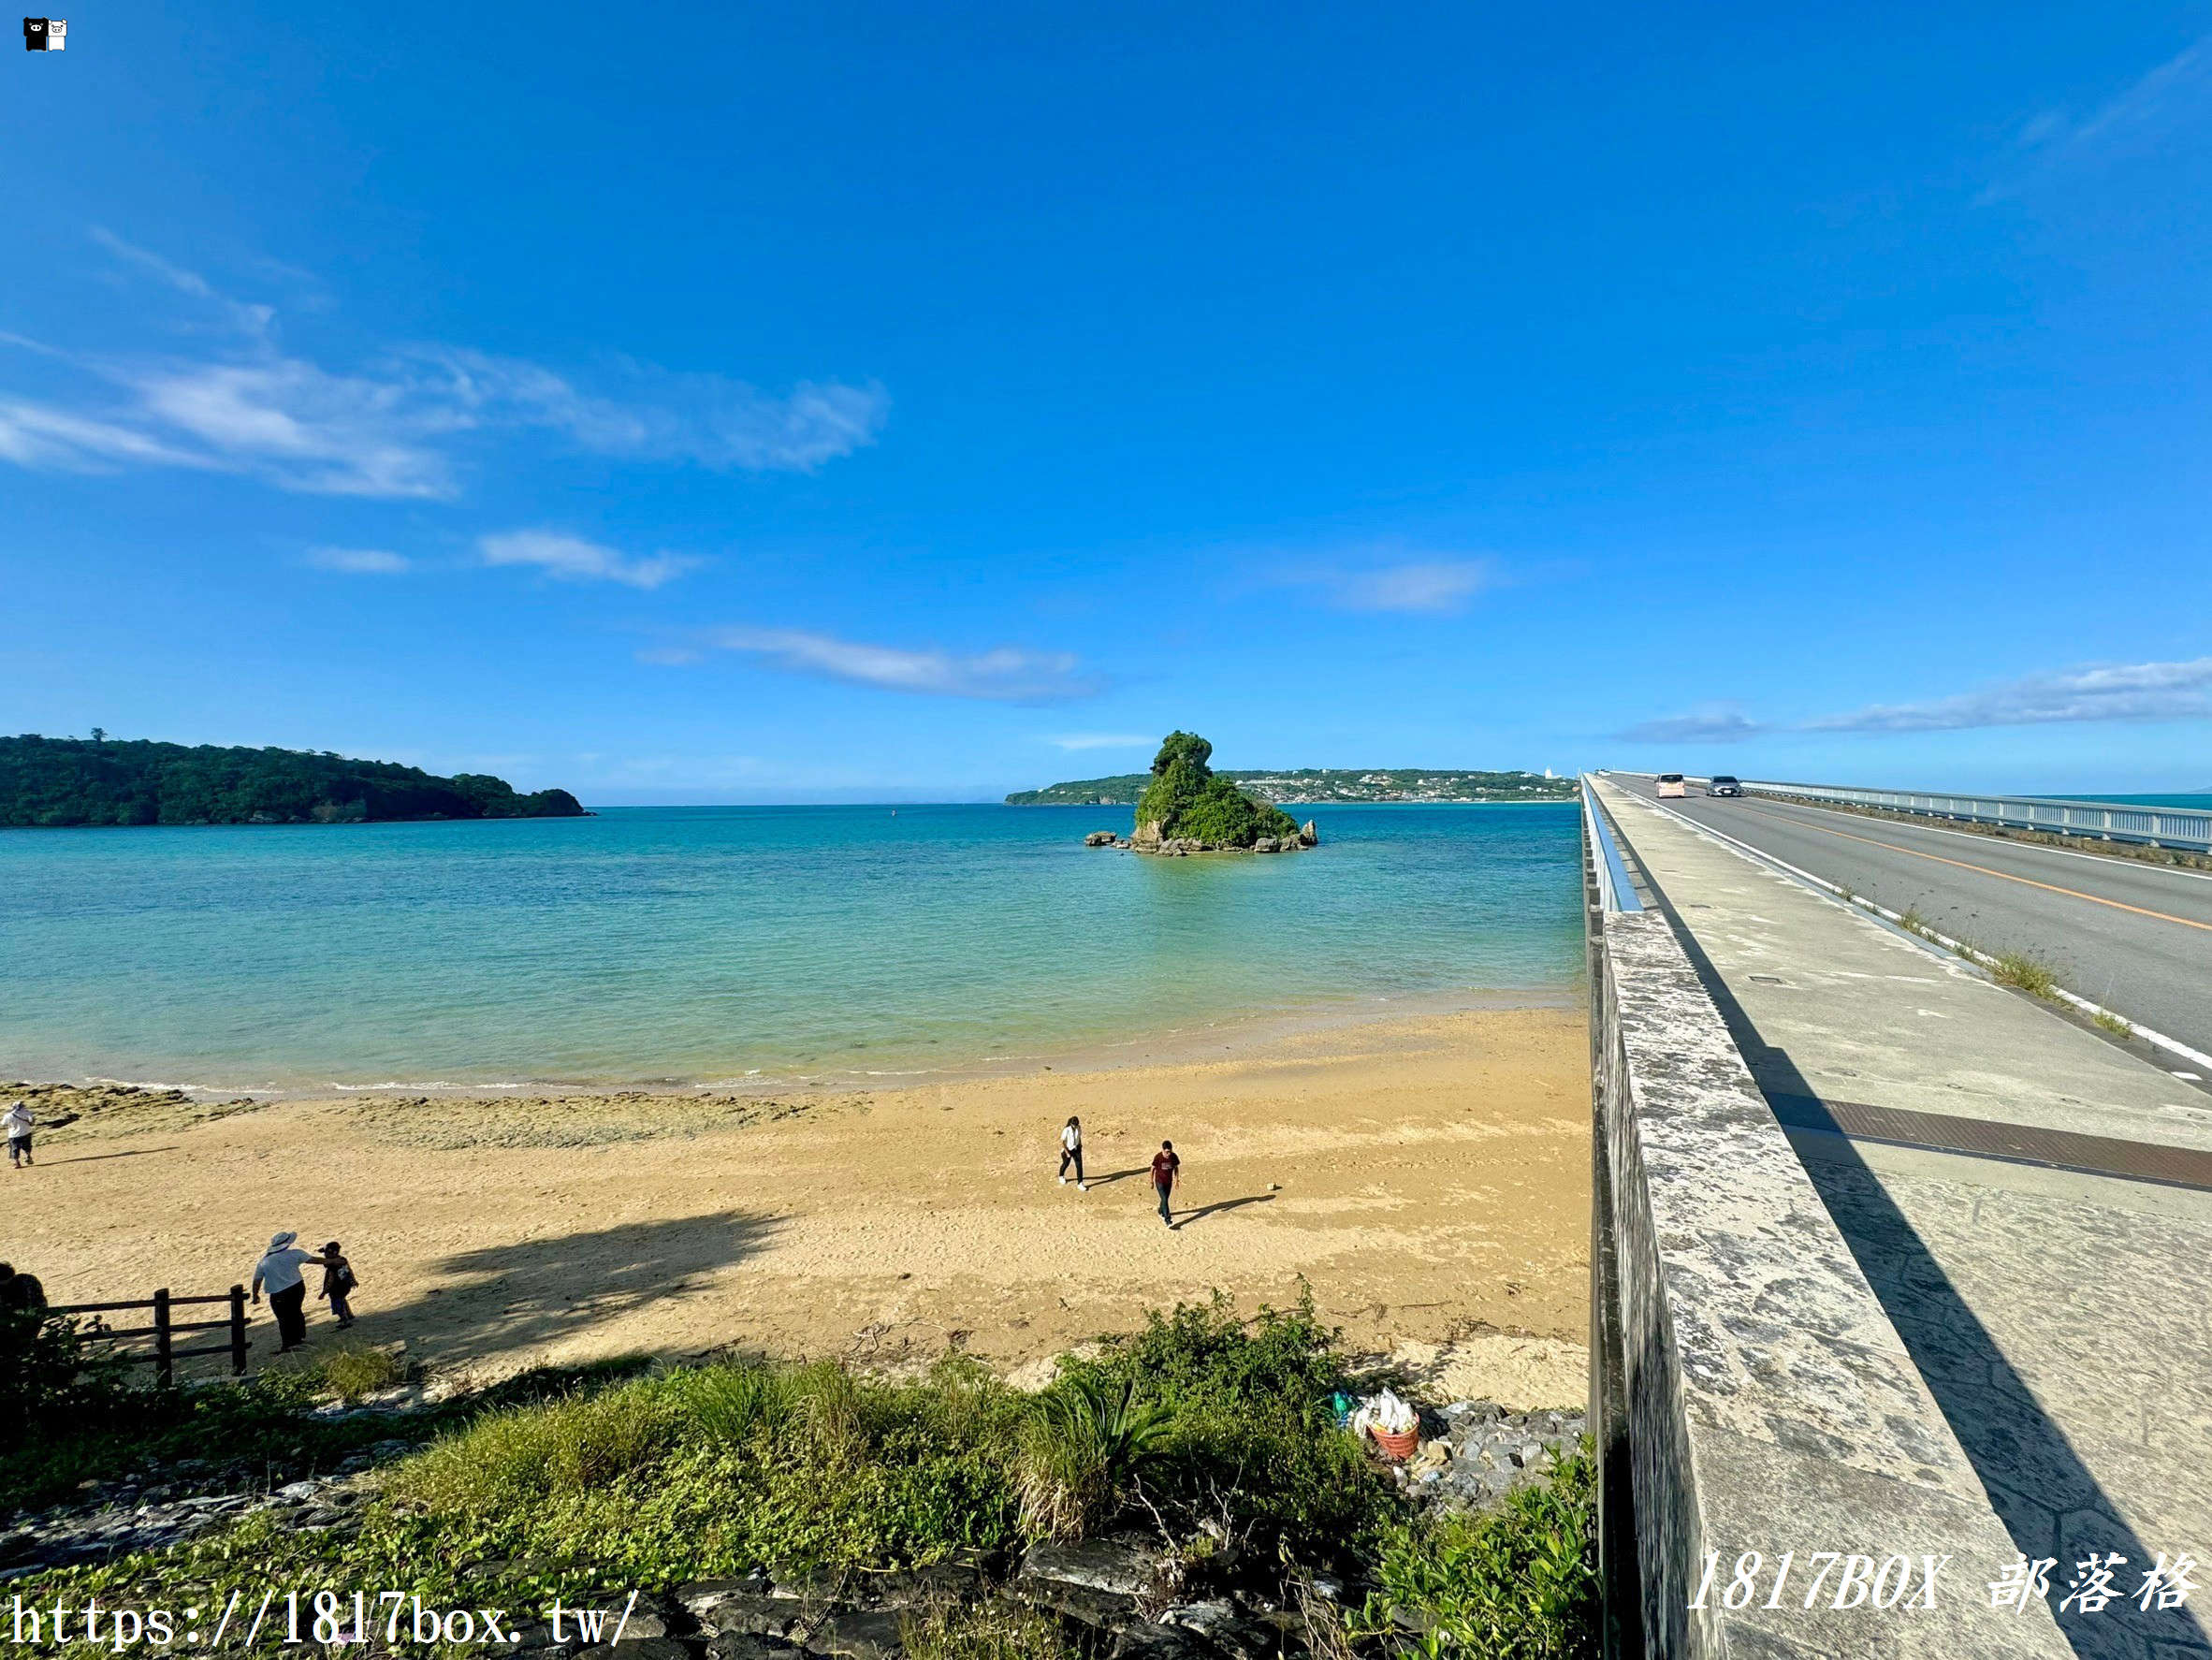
left=1606, top=776, right=2212, bottom=1063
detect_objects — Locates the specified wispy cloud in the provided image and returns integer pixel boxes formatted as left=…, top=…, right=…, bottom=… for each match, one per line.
left=1270, top=553, right=1499, bottom=615
left=1984, top=36, right=2212, bottom=200
left=89, top=228, right=276, bottom=338
left=303, top=546, right=410, bottom=575
left=1615, top=706, right=1767, bottom=744
left=0, top=235, right=889, bottom=498
left=1046, top=733, right=1157, bottom=750
left=1808, top=657, right=2212, bottom=733
left=479, top=530, right=700, bottom=590
left=702, top=627, right=1103, bottom=703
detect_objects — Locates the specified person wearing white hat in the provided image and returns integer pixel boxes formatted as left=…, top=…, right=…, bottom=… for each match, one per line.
left=251, top=1230, right=319, bottom=1352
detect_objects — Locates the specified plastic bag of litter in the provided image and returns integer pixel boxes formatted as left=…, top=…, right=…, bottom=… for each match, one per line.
left=1348, top=1388, right=1418, bottom=1436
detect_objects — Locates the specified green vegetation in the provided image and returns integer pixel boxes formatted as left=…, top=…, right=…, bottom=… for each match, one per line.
left=901, top=1598, right=1078, bottom=1660
left=2092, top=1007, right=2135, bottom=1039
left=312, top=1344, right=411, bottom=1406
left=1009, top=764, right=1575, bottom=807
left=1352, top=1453, right=1599, bottom=1660
left=1987, top=950, right=2060, bottom=999
left=1133, top=732, right=1302, bottom=847
left=12, top=1294, right=1599, bottom=1657
left=0, top=734, right=586, bottom=827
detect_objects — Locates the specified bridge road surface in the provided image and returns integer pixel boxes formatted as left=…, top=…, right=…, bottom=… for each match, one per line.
left=1592, top=779, right=2212, bottom=1660
left=1604, top=775, right=2212, bottom=1069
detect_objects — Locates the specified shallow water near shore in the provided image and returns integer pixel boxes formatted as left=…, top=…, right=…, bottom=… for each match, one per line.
left=0, top=801, right=1582, bottom=1092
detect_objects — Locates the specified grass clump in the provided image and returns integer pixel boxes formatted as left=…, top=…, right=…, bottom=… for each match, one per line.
left=1988, top=950, right=2059, bottom=998
left=311, top=1343, right=409, bottom=1405
left=1356, top=1448, right=1599, bottom=1659
left=901, top=1598, right=1078, bottom=1660
left=2091, top=1008, right=2135, bottom=1039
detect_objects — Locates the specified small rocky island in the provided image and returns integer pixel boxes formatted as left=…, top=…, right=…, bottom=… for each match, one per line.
left=1086, top=731, right=1318, bottom=855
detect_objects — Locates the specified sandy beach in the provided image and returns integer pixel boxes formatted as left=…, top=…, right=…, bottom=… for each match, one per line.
left=0, top=1005, right=1592, bottom=1407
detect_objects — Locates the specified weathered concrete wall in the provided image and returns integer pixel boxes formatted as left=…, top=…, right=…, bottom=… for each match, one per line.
left=1586, top=808, right=2073, bottom=1659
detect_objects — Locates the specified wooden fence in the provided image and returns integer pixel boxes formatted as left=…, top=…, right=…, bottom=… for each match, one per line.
left=50, top=1287, right=252, bottom=1386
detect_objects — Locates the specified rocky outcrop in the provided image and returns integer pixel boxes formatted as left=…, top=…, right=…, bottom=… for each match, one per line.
left=1298, top=821, right=1317, bottom=847
left=1084, top=831, right=1118, bottom=847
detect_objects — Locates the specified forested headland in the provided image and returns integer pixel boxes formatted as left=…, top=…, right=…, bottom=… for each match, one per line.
left=0, top=735, right=587, bottom=827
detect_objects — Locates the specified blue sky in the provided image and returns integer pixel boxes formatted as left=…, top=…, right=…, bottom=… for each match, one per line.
left=5, top=3, right=2209, bottom=801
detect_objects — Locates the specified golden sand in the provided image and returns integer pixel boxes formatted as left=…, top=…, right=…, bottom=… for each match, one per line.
left=1, top=1006, right=1591, bottom=1407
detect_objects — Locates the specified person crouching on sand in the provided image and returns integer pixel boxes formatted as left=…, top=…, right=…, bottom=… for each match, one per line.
left=317, top=1241, right=358, bottom=1330
left=1058, top=1115, right=1086, bottom=1190
left=251, top=1230, right=319, bottom=1353
left=1151, top=1140, right=1180, bottom=1228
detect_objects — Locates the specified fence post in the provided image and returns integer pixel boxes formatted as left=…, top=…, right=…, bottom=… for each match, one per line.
left=228, top=1284, right=248, bottom=1376
left=153, top=1289, right=173, bottom=1388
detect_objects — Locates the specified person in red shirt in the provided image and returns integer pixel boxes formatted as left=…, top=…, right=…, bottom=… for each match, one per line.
left=1150, top=1141, right=1180, bottom=1228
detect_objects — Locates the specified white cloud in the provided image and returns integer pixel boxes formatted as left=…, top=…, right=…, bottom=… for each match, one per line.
left=1047, top=734, right=1157, bottom=750
left=90, top=227, right=275, bottom=338
left=304, top=546, right=411, bottom=575
left=705, top=627, right=1103, bottom=702
left=0, top=397, right=217, bottom=472
left=1270, top=554, right=1499, bottom=615
left=416, top=349, right=888, bottom=473
left=1985, top=36, right=2212, bottom=199
left=1616, top=706, right=1766, bottom=744
left=479, top=530, right=700, bottom=590
left=1329, top=560, right=1497, bottom=614
left=1809, top=657, right=2212, bottom=733
left=0, top=237, right=889, bottom=498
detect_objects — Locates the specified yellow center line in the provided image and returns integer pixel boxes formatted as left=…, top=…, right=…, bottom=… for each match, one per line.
left=1742, top=805, right=2212, bottom=934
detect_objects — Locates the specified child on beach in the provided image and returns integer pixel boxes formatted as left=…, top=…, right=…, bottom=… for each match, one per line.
left=1151, top=1140, right=1180, bottom=1227
left=1058, top=1115, right=1086, bottom=1190
left=318, top=1242, right=358, bottom=1330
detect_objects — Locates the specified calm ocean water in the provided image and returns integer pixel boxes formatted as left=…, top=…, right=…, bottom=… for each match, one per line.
left=0, top=804, right=1584, bottom=1093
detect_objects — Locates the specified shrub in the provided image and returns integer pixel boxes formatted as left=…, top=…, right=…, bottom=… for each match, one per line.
left=1018, top=1373, right=1176, bottom=1540
left=1359, top=1448, right=1598, bottom=1659
left=1, top=1304, right=134, bottom=1429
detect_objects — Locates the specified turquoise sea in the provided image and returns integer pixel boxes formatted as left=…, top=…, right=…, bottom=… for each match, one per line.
left=0, top=804, right=1584, bottom=1093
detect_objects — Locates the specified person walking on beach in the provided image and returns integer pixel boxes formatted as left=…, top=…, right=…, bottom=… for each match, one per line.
left=251, top=1230, right=318, bottom=1353
left=1057, top=1116, right=1086, bottom=1190
left=4, top=1099, right=34, bottom=1169
left=1151, top=1140, right=1180, bottom=1228
left=317, top=1241, right=358, bottom=1331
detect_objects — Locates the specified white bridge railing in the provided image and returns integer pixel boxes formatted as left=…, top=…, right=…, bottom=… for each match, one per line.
left=1730, top=779, right=2212, bottom=854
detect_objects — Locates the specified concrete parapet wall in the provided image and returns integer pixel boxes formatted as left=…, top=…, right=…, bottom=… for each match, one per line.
left=1586, top=806, right=2073, bottom=1658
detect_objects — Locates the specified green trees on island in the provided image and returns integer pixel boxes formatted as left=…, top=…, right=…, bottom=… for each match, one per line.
left=1134, top=730, right=1301, bottom=848
left=0, top=735, right=587, bottom=827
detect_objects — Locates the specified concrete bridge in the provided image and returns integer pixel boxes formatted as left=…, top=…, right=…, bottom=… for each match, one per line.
left=1582, top=774, right=2211, bottom=1660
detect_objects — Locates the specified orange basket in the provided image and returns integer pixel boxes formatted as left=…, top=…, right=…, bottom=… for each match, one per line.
left=1370, top=1424, right=1420, bottom=1462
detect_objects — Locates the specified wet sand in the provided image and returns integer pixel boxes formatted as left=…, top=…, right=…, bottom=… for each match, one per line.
left=0, top=1005, right=1592, bottom=1407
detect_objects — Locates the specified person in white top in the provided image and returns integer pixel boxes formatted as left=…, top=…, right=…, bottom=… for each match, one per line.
left=1057, top=1115, right=1086, bottom=1190
left=4, top=1100, right=33, bottom=1169
left=251, top=1230, right=321, bottom=1352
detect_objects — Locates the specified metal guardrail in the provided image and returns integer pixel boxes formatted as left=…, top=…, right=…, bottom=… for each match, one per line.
left=1731, top=779, right=2212, bottom=853
left=1582, top=779, right=1643, bottom=912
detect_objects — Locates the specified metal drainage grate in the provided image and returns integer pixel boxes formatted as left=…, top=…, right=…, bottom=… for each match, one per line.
left=1765, top=1092, right=2212, bottom=1193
